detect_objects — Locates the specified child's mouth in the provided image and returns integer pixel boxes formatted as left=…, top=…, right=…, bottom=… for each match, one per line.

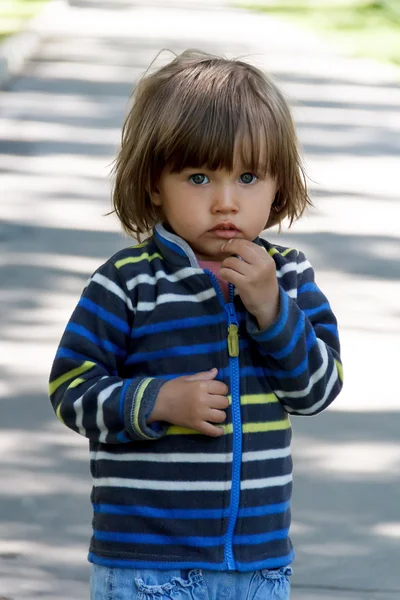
left=209, top=223, right=241, bottom=239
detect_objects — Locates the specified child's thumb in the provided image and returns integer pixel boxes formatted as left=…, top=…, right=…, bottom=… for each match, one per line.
left=185, top=368, right=218, bottom=382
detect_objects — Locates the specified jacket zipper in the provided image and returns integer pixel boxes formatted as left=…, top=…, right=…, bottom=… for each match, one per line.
left=204, top=270, right=242, bottom=570
left=224, top=293, right=241, bottom=570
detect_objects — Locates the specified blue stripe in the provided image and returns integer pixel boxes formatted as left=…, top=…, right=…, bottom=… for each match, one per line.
left=131, top=314, right=226, bottom=338
left=305, top=328, right=317, bottom=352
left=119, top=379, right=132, bottom=421
left=263, top=356, right=308, bottom=379
left=156, top=365, right=306, bottom=381
left=116, top=431, right=131, bottom=443
left=318, top=323, right=339, bottom=337
left=255, top=288, right=289, bottom=342
left=88, top=552, right=227, bottom=571
left=125, top=340, right=226, bottom=365
left=234, top=528, right=289, bottom=546
left=55, top=348, right=114, bottom=374
left=93, top=504, right=227, bottom=519
left=269, top=312, right=305, bottom=360
left=155, top=230, right=186, bottom=257
left=94, top=530, right=223, bottom=547
left=92, top=501, right=290, bottom=520
left=79, top=297, right=130, bottom=334
left=303, top=302, right=330, bottom=319
left=236, top=550, right=295, bottom=572
left=88, top=551, right=295, bottom=572
left=239, top=501, right=290, bottom=517
left=66, top=323, right=125, bottom=357
left=298, top=282, right=319, bottom=294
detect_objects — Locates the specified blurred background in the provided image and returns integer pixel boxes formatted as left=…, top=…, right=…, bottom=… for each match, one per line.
left=1, top=1, right=400, bottom=598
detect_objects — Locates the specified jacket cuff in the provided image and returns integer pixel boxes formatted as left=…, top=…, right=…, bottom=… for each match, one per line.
left=124, top=378, right=168, bottom=441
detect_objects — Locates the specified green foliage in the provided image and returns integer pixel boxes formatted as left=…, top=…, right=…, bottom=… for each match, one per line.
left=0, top=0, right=48, bottom=41
left=239, top=1, right=400, bottom=66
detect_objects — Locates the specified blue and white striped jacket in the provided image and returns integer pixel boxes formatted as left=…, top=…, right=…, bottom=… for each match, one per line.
left=49, top=223, right=343, bottom=572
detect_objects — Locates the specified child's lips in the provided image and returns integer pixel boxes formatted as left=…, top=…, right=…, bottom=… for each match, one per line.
left=210, top=230, right=241, bottom=239
left=209, top=223, right=241, bottom=239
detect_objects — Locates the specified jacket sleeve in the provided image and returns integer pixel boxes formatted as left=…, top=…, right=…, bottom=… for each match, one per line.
left=49, top=260, right=167, bottom=443
left=246, top=250, right=343, bottom=415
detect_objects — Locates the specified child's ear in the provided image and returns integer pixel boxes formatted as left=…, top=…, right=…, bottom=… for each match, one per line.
left=149, top=186, right=162, bottom=206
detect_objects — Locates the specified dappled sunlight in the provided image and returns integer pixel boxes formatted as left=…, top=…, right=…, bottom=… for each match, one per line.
left=0, top=466, right=90, bottom=496
left=33, top=59, right=144, bottom=83
left=300, top=541, right=371, bottom=558
left=372, top=522, right=400, bottom=539
left=295, top=441, right=400, bottom=480
left=0, top=428, right=88, bottom=467
left=0, top=532, right=88, bottom=566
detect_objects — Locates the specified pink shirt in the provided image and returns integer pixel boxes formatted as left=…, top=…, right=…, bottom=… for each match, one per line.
left=198, top=260, right=229, bottom=302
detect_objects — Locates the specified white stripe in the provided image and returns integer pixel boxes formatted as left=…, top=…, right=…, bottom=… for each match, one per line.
left=241, top=474, right=292, bottom=490
left=90, top=447, right=291, bottom=464
left=136, top=288, right=216, bottom=312
left=74, top=380, right=101, bottom=436
left=276, top=258, right=311, bottom=279
left=275, top=339, right=328, bottom=400
left=92, top=451, right=231, bottom=463
left=126, top=267, right=201, bottom=291
left=94, top=477, right=232, bottom=491
left=91, top=273, right=134, bottom=312
left=297, top=258, right=312, bottom=275
left=97, top=382, right=123, bottom=443
left=285, top=356, right=340, bottom=415
left=242, top=447, right=291, bottom=462
left=286, top=288, right=297, bottom=299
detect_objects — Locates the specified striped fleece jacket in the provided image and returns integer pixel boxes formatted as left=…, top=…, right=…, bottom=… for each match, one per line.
left=49, top=222, right=343, bottom=572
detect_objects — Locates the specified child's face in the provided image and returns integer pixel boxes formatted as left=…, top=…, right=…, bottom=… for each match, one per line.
left=151, top=159, right=278, bottom=262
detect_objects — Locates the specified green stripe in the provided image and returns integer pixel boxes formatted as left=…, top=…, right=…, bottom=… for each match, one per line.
left=49, top=361, right=95, bottom=396
left=132, top=378, right=154, bottom=439
left=115, top=252, right=162, bottom=268
left=335, top=359, right=344, bottom=382
left=166, top=418, right=290, bottom=436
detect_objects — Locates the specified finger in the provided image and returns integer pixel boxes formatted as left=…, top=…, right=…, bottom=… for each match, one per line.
left=221, top=239, right=268, bottom=264
left=209, top=394, right=230, bottom=410
left=207, top=382, right=229, bottom=396
left=219, top=267, right=246, bottom=287
left=185, top=368, right=218, bottom=382
left=208, top=409, right=227, bottom=424
left=220, top=256, right=250, bottom=276
left=199, top=422, right=225, bottom=438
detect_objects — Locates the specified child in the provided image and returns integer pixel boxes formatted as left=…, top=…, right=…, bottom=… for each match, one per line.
left=49, top=50, right=343, bottom=600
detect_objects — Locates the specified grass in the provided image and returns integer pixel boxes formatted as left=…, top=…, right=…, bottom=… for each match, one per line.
left=0, top=0, right=49, bottom=42
left=237, top=1, right=400, bottom=67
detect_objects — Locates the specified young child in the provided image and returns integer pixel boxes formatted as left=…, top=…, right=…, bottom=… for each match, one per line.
left=49, top=50, right=343, bottom=600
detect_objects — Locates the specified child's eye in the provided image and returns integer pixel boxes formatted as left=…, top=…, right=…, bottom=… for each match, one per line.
left=239, top=172, right=258, bottom=184
left=189, top=173, right=209, bottom=185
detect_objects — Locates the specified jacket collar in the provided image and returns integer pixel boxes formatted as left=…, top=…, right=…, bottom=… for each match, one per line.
left=152, top=222, right=265, bottom=269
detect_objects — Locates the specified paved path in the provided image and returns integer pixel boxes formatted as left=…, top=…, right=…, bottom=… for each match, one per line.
left=1, top=1, right=399, bottom=598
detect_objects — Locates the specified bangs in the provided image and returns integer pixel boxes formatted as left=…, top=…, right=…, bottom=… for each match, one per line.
left=152, top=63, right=280, bottom=179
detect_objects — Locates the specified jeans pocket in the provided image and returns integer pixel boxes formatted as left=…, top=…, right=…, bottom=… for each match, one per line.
left=249, top=567, right=292, bottom=600
left=134, top=569, right=208, bottom=600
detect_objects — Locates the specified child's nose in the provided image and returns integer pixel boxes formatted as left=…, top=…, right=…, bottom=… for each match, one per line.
left=211, top=185, right=238, bottom=213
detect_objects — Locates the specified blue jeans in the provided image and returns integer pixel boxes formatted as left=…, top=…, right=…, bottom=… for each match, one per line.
left=90, top=565, right=292, bottom=600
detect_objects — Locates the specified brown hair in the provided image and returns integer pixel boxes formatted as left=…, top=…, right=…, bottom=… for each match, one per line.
left=112, top=49, right=311, bottom=239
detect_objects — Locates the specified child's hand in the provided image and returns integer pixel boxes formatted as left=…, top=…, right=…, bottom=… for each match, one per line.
left=220, top=239, right=280, bottom=330
left=147, top=368, right=229, bottom=437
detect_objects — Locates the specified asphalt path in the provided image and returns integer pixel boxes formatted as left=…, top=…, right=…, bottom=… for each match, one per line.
left=1, top=1, right=399, bottom=598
